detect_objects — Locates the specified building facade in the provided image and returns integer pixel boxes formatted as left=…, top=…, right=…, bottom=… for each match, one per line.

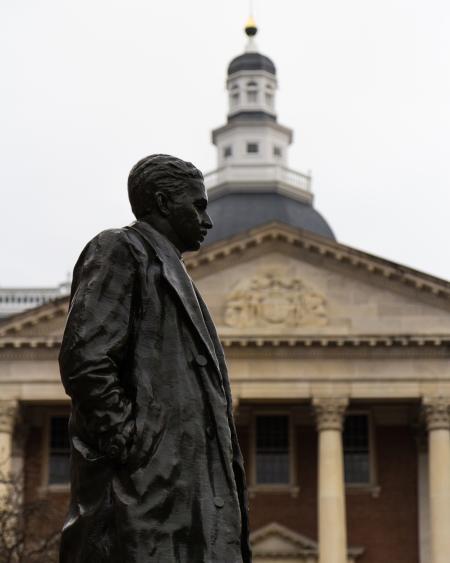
left=0, top=281, right=70, bottom=319
left=1, top=19, right=450, bottom=563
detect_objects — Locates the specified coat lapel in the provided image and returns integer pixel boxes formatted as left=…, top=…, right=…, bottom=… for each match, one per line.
left=129, top=222, right=221, bottom=375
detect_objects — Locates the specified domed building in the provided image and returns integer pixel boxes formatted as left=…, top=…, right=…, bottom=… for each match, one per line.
left=205, top=18, right=334, bottom=245
left=0, top=18, right=450, bottom=563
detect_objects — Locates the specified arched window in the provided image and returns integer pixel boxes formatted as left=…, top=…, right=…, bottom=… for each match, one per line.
left=246, top=81, right=258, bottom=104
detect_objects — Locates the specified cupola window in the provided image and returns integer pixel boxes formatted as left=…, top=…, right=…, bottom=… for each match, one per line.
left=265, top=84, right=274, bottom=108
left=273, top=146, right=282, bottom=158
left=230, top=84, right=240, bottom=108
left=246, top=81, right=258, bottom=104
left=223, top=146, right=232, bottom=158
left=247, top=142, right=259, bottom=154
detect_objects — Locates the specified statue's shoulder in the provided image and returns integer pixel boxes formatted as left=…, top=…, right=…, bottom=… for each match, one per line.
left=75, top=226, right=159, bottom=278
left=75, top=227, right=140, bottom=267
left=82, top=227, right=131, bottom=255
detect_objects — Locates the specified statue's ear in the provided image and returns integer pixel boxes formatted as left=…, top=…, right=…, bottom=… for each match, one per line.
left=155, top=191, right=171, bottom=217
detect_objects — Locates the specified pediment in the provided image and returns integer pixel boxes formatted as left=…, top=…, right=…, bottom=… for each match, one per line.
left=2, top=222, right=449, bottom=346
left=251, top=522, right=317, bottom=557
left=0, top=297, right=69, bottom=343
left=250, top=522, right=363, bottom=562
left=187, top=223, right=450, bottom=341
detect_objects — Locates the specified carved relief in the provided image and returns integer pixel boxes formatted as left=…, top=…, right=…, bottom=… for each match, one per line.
left=224, top=270, right=328, bottom=328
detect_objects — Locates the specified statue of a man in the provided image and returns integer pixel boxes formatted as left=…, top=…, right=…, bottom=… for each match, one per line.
left=59, top=154, right=251, bottom=562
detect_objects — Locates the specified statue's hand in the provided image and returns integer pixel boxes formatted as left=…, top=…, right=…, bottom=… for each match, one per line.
left=98, top=418, right=136, bottom=464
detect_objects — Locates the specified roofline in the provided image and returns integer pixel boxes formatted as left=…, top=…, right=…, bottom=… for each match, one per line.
left=0, top=296, right=69, bottom=335
left=212, top=119, right=293, bottom=145
left=184, top=221, right=450, bottom=297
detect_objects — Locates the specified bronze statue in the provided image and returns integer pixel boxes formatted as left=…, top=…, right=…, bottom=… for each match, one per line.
left=59, top=154, right=251, bottom=562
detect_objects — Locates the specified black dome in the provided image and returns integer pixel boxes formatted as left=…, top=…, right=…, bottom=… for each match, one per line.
left=205, top=192, right=335, bottom=245
left=227, top=52, right=276, bottom=76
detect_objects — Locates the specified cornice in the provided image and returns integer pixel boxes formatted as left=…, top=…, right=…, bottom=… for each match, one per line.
left=220, top=334, right=450, bottom=349
left=185, top=223, right=450, bottom=303
left=0, top=334, right=449, bottom=356
left=0, top=337, right=61, bottom=349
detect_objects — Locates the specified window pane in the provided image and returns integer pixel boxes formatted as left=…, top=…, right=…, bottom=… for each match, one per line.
left=49, top=416, right=70, bottom=484
left=256, top=415, right=289, bottom=484
left=50, top=416, right=70, bottom=449
left=49, top=452, right=71, bottom=484
left=247, top=143, right=259, bottom=154
left=344, top=415, right=370, bottom=484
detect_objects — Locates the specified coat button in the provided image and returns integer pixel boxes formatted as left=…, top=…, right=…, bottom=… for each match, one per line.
left=195, top=354, right=208, bottom=367
left=206, top=425, right=215, bottom=439
left=213, top=496, right=224, bottom=508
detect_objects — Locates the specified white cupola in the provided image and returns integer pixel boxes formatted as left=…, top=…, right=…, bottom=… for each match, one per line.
left=205, top=18, right=314, bottom=209
left=210, top=18, right=298, bottom=176
left=226, top=17, right=278, bottom=119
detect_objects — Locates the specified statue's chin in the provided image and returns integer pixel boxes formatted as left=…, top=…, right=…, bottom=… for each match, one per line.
left=187, top=240, right=202, bottom=252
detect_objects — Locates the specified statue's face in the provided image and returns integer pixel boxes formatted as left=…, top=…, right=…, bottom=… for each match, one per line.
left=168, top=179, right=213, bottom=253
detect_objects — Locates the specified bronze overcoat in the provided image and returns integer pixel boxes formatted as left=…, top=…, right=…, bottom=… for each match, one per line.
left=59, top=221, right=251, bottom=563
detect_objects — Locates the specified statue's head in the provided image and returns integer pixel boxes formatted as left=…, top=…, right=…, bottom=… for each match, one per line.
left=128, top=154, right=213, bottom=253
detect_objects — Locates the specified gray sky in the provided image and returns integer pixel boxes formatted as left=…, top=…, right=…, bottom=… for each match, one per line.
left=1, top=0, right=449, bottom=286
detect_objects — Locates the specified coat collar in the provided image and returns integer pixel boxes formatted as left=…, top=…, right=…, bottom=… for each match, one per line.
left=129, top=221, right=220, bottom=374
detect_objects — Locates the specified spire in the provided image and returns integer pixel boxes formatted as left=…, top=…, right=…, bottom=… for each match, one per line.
left=244, top=16, right=258, bottom=53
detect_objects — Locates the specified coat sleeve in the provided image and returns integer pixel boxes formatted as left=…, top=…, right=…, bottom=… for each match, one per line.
left=59, top=229, right=137, bottom=443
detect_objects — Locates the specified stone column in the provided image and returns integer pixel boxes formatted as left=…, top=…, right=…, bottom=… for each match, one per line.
left=313, top=397, right=349, bottom=563
left=0, top=400, right=18, bottom=503
left=423, top=397, right=450, bottom=563
left=0, top=400, right=18, bottom=469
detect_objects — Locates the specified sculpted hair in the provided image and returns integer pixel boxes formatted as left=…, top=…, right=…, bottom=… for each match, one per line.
left=128, top=154, right=203, bottom=219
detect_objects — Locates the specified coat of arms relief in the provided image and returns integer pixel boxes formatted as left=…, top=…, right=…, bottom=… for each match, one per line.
left=224, top=270, right=328, bottom=328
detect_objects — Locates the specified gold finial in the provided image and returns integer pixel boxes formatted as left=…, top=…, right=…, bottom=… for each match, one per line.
left=245, top=16, right=257, bottom=37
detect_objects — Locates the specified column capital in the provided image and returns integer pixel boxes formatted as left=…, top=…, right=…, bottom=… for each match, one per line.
left=313, top=397, right=348, bottom=431
left=423, top=396, right=450, bottom=431
left=0, top=400, right=18, bottom=434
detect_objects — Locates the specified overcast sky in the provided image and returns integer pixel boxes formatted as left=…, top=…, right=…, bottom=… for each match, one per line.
left=1, top=0, right=449, bottom=286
